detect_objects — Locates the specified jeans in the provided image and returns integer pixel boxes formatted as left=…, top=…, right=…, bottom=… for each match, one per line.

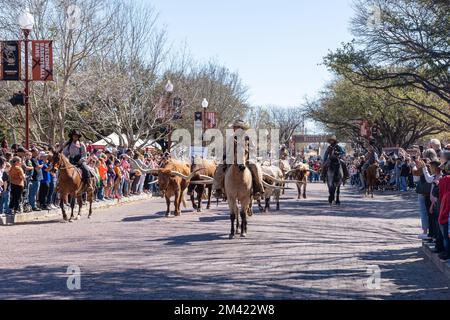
left=122, top=179, right=129, bottom=196
left=47, top=180, right=56, bottom=206
left=399, top=176, right=407, bottom=191
left=38, top=182, right=50, bottom=208
left=439, top=223, right=450, bottom=255
left=29, top=180, right=41, bottom=209
left=0, top=191, right=10, bottom=214
left=418, top=194, right=430, bottom=232
left=97, top=182, right=105, bottom=200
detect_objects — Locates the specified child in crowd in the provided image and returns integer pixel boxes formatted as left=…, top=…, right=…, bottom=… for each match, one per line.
left=9, top=157, right=26, bottom=214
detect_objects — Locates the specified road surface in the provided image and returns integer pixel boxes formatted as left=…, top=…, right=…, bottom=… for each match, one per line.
left=1, top=183, right=449, bottom=300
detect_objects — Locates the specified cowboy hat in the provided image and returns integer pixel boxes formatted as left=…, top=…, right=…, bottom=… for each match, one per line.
left=68, top=129, right=82, bottom=139
left=230, top=120, right=250, bottom=130
left=327, top=135, right=337, bottom=143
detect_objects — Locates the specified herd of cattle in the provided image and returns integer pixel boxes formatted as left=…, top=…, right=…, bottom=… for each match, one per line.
left=132, top=157, right=309, bottom=238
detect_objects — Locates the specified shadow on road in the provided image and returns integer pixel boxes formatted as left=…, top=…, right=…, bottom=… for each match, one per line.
left=1, top=244, right=449, bottom=300
left=148, top=233, right=226, bottom=246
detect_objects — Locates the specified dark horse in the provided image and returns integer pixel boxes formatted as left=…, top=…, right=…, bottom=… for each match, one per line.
left=327, top=155, right=343, bottom=205
left=51, top=152, right=96, bottom=222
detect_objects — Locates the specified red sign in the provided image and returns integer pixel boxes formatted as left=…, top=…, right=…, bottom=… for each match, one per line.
left=32, top=41, right=53, bottom=81
left=293, top=135, right=330, bottom=143
left=205, top=112, right=217, bottom=129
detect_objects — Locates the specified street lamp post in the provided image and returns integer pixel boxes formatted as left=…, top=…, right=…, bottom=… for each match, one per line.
left=201, top=98, right=208, bottom=157
left=18, top=9, right=35, bottom=149
left=165, top=80, right=174, bottom=153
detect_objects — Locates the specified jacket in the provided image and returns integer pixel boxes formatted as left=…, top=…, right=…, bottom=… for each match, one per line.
left=438, top=175, right=450, bottom=225
left=10, top=165, right=25, bottom=187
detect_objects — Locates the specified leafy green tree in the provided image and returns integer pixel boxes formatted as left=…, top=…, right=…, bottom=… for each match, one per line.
left=306, top=78, right=445, bottom=149
left=324, top=0, right=450, bottom=125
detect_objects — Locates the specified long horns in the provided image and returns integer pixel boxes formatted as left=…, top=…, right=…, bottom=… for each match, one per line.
left=262, top=180, right=292, bottom=190
left=262, top=174, right=302, bottom=185
left=129, top=159, right=159, bottom=175
left=170, top=168, right=205, bottom=181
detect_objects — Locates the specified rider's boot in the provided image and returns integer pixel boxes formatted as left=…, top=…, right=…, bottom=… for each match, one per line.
left=248, top=163, right=264, bottom=198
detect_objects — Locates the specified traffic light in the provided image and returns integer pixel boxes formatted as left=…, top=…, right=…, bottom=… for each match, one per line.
left=9, top=92, right=25, bottom=106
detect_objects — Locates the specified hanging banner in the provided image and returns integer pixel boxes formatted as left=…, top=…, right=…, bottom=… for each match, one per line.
left=194, top=112, right=203, bottom=129
left=204, top=112, right=218, bottom=129
left=1, top=41, right=21, bottom=81
left=32, top=41, right=53, bottom=81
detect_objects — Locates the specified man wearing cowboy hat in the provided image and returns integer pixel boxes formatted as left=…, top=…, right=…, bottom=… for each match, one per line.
left=214, top=119, right=264, bottom=198
left=62, top=129, right=91, bottom=184
left=322, top=135, right=349, bottom=183
left=359, top=139, right=380, bottom=188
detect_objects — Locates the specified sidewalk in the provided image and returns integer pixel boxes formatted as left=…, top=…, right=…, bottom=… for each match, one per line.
left=0, top=193, right=154, bottom=226
left=422, top=241, right=450, bottom=280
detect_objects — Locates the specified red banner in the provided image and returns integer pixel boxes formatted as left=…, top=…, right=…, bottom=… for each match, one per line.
left=205, top=112, right=217, bottom=129
left=32, top=41, right=53, bottom=81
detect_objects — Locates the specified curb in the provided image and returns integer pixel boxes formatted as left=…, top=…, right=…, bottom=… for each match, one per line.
left=422, top=242, right=450, bottom=280
left=0, top=194, right=154, bottom=226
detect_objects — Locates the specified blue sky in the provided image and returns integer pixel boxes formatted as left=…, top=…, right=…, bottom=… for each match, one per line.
left=149, top=0, right=355, bottom=107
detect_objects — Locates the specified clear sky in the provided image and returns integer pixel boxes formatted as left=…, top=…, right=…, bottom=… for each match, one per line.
left=148, top=0, right=355, bottom=107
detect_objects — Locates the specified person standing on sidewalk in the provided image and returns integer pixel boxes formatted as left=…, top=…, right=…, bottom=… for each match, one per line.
left=29, top=148, right=43, bottom=211
left=399, top=158, right=411, bottom=192
left=1, top=161, right=11, bottom=215
left=38, top=152, right=51, bottom=210
left=414, top=159, right=433, bottom=240
left=9, top=157, right=26, bottom=214
left=437, top=162, right=450, bottom=261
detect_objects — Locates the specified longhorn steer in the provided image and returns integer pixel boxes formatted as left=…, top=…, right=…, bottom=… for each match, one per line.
left=131, top=159, right=199, bottom=217
left=287, top=163, right=309, bottom=200
left=188, top=158, right=217, bottom=212
left=258, top=165, right=284, bottom=212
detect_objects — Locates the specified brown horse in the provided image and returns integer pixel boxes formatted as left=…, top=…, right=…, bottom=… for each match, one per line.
left=364, top=164, right=380, bottom=198
left=51, top=152, right=96, bottom=222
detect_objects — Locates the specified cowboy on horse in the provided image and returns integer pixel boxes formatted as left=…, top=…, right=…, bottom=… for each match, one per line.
left=360, top=139, right=380, bottom=190
left=213, top=119, right=265, bottom=199
left=62, top=129, right=92, bottom=184
left=322, top=135, right=349, bottom=183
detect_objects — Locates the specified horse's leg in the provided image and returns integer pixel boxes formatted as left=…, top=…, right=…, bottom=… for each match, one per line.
left=76, top=195, right=83, bottom=220
left=60, top=195, right=68, bottom=221
left=69, top=195, right=76, bottom=222
left=336, top=185, right=341, bottom=205
left=228, top=198, right=238, bottom=239
left=297, top=183, right=301, bottom=200
left=328, top=184, right=335, bottom=205
left=240, top=198, right=250, bottom=237
left=88, top=189, right=93, bottom=219
left=303, top=181, right=307, bottom=199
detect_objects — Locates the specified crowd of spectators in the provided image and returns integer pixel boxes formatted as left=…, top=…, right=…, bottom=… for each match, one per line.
left=0, top=139, right=164, bottom=215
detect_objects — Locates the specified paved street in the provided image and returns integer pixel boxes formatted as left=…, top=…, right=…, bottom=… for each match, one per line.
left=0, top=183, right=449, bottom=300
